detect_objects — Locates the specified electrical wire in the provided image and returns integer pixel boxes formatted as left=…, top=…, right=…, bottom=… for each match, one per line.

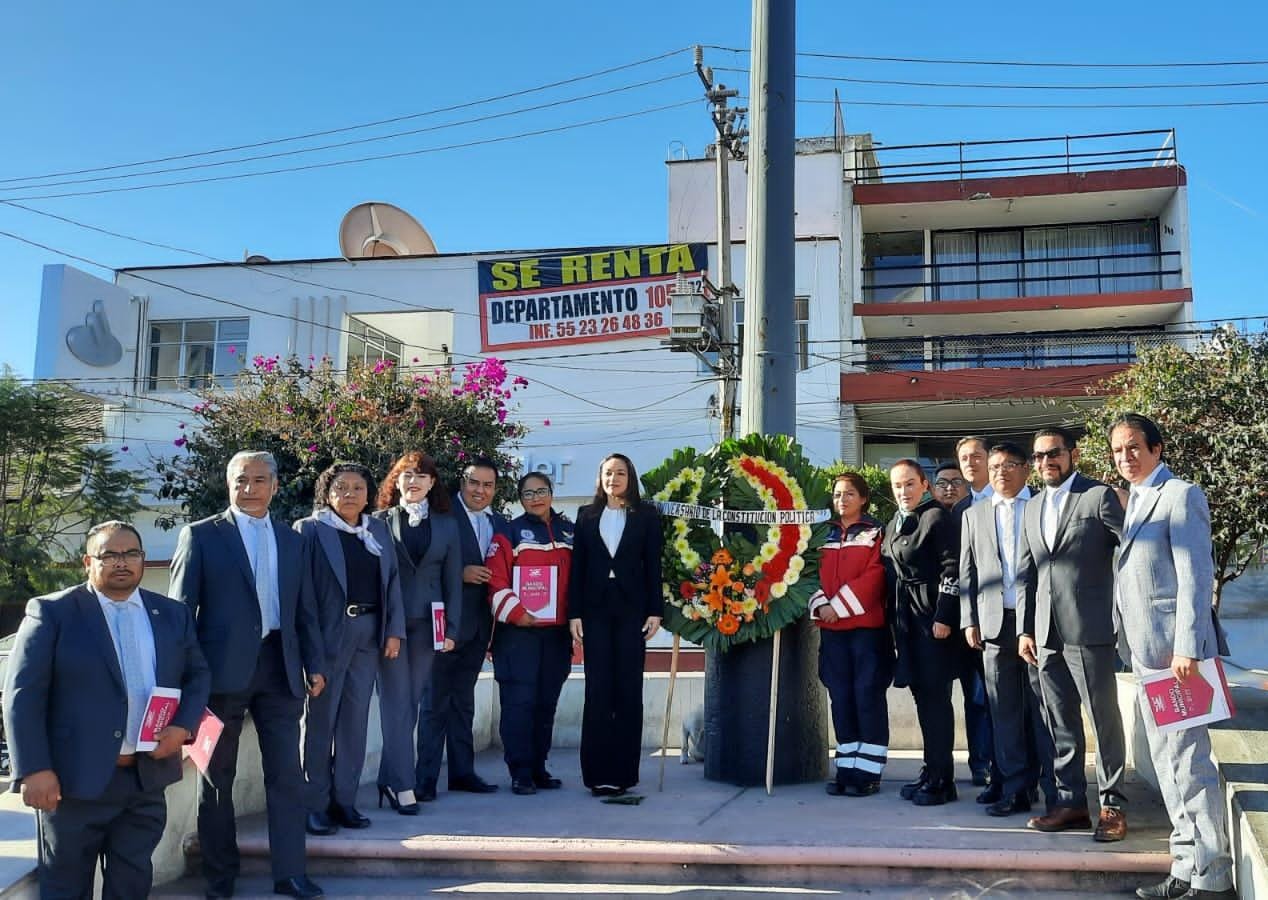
left=705, top=45, right=1268, bottom=69
left=0, top=46, right=693, bottom=186
left=714, top=66, right=1268, bottom=91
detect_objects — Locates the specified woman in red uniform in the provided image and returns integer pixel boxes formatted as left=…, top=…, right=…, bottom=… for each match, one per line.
left=810, top=472, right=893, bottom=797
left=486, top=472, right=574, bottom=795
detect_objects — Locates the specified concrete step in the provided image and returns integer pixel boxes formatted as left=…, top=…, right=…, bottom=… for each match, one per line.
left=166, top=750, right=1172, bottom=897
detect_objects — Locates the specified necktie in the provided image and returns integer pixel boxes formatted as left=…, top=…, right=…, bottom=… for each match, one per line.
left=475, top=513, right=491, bottom=556
left=111, top=604, right=149, bottom=748
left=1043, top=490, right=1061, bottom=549
left=252, top=517, right=276, bottom=637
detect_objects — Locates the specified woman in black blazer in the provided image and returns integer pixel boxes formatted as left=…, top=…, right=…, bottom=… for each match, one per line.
left=568, top=453, right=663, bottom=795
left=882, top=458, right=960, bottom=807
left=372, top=451, right=462, bottom=815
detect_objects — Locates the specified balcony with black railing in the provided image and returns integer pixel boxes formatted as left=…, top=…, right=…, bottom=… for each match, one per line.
left=858, top=327, right=1175, bottom=373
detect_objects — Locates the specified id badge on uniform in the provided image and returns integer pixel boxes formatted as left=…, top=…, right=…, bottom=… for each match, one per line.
left=514, top=565, right=560, bottom=625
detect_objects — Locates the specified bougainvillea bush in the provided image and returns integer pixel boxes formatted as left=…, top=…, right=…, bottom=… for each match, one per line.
left=155, top=354, right=528, bottom=526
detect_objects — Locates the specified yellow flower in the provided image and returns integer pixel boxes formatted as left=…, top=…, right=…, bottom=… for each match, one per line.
left=770, top=581, right=788, bottom=599
left=759, top=543, right=779, bottom=563
left=787, top=556, right=805, bottom=574
left=674, top=537, right=690, bottom=554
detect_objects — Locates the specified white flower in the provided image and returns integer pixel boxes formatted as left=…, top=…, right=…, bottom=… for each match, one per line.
left=770, top=581, right=788, bottom=599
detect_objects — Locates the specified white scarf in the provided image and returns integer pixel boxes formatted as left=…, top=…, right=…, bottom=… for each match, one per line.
left=317, top=508, right=384, bottom=557
left=400, top=497, right=430, bottom=528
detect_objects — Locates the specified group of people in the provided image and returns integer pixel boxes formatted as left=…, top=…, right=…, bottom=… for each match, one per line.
left=2, top=449, right=664, bottom=900
left=810, top=415, right=1235, bottom=900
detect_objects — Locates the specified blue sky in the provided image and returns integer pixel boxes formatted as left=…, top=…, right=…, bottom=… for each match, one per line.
left=3, top=0, right=1266, bottom=376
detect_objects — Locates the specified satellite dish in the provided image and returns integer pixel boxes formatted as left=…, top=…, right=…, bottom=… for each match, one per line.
left=339, top=202, right=437, bottom=259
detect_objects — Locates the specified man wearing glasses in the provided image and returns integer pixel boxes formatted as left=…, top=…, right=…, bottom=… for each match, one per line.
left=1016, top=426, right=1128, bottom=842
left=932, top=464, right=969, bottom=510
left=417, top=457, right=507, bottom=800
left=3, top=521, right=210, bottom=899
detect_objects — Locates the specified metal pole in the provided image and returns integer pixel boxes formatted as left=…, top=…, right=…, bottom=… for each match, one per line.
left=716, top=139, right=738, bottom=440
left=739, top=0, right=797, bottom=438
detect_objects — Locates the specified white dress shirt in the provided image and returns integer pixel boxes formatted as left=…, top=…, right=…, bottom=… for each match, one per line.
left=458, top=495, right=494, bottom=556
left=95, top=587, right=157, bottom=754
left=233, top=507, right=282, bottom=636
left=991, top=486, right=1031, bottom=610
left=599, top=506, right=626, bottom=578
left=1041, top=470, right=1078, bottom=549
left=970, top=483, right=995, bottom=505
left=1125, top=462, right=1165, bottom=533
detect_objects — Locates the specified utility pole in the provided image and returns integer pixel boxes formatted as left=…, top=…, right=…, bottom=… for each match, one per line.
left=694, top=47, right=746, bottom=441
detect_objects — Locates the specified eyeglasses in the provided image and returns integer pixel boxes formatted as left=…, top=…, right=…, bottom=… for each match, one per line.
left=92, top=550, right=145, bottom=565
left=1031, top=447, right=1067, bottom=463
left=933, top=478, right=966, bottom=490
left=520, top=487, right=552, bottom=500
left=987, top=461, right=1026, bottom=474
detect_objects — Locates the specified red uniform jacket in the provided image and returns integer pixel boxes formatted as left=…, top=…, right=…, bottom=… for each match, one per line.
left=809, top=516, right=887, bottom=631
left=487, top=510, right=573, bottom=626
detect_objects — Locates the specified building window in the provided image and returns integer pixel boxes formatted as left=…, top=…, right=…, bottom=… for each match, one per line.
left=732, top=296, right=811, bottom=372
left=862, top=231, right=925, bottom=303
left=932, top=220, right=1163, bottom=301
left=346, top=317, right=402, bottom=371
left=146, top=318, right=248, bottom=391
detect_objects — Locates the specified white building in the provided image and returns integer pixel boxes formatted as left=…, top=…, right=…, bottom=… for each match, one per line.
left=33, top=127, right=1193, bottom=578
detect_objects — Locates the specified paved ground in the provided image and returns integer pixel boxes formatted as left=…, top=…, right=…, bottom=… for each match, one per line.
left=155, top=749, right=1175, bottom=899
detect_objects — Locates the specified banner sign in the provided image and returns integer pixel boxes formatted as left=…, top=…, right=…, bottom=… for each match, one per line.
left=478, top=243, right=707, bottom=352
left=655, top=500, right=832, bottom=526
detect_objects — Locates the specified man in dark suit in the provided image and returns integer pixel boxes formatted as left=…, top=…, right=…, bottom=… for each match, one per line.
left=960, top=442, right=1054, bottom=818
left=169, top=451, right=326, bottom=899
left=3, top=521, right=210, bottom=899
left=416, top=457, right=505, bottom=800
left=1017, top=426, right=1128, bottom=842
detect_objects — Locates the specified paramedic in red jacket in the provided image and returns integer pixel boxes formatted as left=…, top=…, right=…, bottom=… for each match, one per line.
left=810, top=472, right=893, bottom=797
left=486, top=472, right=574, bottom=796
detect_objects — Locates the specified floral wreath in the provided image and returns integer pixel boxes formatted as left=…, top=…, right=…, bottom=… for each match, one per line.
left=642, top=433, right=831, bottom=652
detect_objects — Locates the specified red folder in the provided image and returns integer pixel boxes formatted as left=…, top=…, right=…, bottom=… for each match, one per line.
left=136, top=687, right=181, bottom=751
left=1140, top=658, right=1236, bottom=734
left=432, top=601, right=446, bottom=650
left=185, top=708, right=224, bottom=775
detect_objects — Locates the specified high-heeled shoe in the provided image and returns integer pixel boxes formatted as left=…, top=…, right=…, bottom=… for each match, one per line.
left=377, top=784, right=420, bottom=816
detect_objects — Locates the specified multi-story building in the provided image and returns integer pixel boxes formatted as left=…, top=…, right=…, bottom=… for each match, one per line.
left=33, top=127, right=1191, bottom=577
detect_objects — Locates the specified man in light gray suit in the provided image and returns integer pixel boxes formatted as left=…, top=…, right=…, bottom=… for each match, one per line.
left=1017, top=426, right=1128, bottom=841
left=1110, top=414, right=1234, bottom=900
left=960, top=442, right=1054, bottom=818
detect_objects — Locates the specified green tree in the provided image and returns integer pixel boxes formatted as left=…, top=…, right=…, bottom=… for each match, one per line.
left=1081, top=327, right=1268, bottom=604
left=0, top=373, right=145, bottom=628
left=155, top=354, right=529, bottom=526
left=820, top=462, right=897, bottom=525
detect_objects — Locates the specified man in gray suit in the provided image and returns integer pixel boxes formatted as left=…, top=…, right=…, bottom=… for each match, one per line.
left=960, top=442, right=1054, bottom=818
left=1110, top=414, right=1234, bottom=900
left=170, top=451, right=326, bottom=900
left=3, top=521, right=210, bottom=899
left=1017, top=426, right=1128, bottom=841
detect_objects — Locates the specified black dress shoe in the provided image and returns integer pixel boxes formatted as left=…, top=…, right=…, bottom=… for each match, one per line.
left=304, top=811, right=337, bottom=836
left=912, top=777, right=957, bottom=806
left=844, top=778, right=881, bottom=797
left=970, top=770, right=990, bottom=787
left=899, top=767, right=928, bottom=801
left=274, top=876, right=324, bottom=899
left=532, top=771, right=563, bottom=789
left=511, top=777, right=538, bottom=795
left=418, top=778, right=437, bottom=802
left=976, top=781, right=1003, bottom=804
left=450, top=773, right=499, bottom=793
left=825, top=779, right=847, bottom=796
left=986, top=792, right=1033, bottom=817
left=1136, top=876, right=1191, bottom=899
left=328, top=804, right=371, bottom=829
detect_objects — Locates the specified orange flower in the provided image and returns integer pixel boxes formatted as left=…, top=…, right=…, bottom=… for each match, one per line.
left=731, top=580, right=745, bottom=593
left=711, top=548, right=733, bottom=566
left=709, top=567, right=733, bottom=589
left=742, top=563, right=756, bottom=577
left=705, top=590, right=724, bottom=611
left=717, top=613, right=740, bottom=635
left=727, top=600, right=745, bottom=615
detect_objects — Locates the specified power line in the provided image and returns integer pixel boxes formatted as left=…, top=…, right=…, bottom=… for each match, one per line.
left=0, top=47, right=692, bottom=186
left=0, top=99, right=699, bottom=202
left=706, top=45, right=1268, bottom=69
left=793, top=96, right=1268, bottom=109
left=716, top=66, right=1268, bottom=92
left=6, top=72, right=694, bottom=193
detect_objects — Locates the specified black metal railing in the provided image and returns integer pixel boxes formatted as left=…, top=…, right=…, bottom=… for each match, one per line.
left=858, top=328, right=1176, bottom=373
left=862, top=249, right=1181, bottom=303
left=847, top=129, right=1178, bottom=184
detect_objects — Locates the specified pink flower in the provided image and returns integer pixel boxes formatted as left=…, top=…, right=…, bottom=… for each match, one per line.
left=283, top=405, right=294, bottom=414
left=497, top=408, right=508, bottom=423
left=307, top=443, right=318, bottom=452
left=542, top=419, right=551, bottom=426
left=120, top=445, right=129, bottom=452
left=326, top=416, right=335, bottom=426
left=174, top=437, right=187, bottom=448
left=415, top=419, right=426, bottom=429
left=227, top=346, right=237, bottom=354
left=178, top=422, right=186, bottom=430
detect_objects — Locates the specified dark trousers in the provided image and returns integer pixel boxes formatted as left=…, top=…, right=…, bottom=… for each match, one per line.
left=418, top=618, right=488, bottom=787
left=818, top=626, right=893, bottom=782
left=1037, top=638, right=1127, bottom=811
left=958, top=653, right=996, bottom=781
left=304, top=612, right=381, bottom=810
left=492, top=624, right=573, bottom=780
left=201, top=632, right=306, bottom=888
left=982, top=610, right=1056, bottom=800
left=39, top=766, right=166, bottom=900
left=377, top=616, right=437, bottom=792
left=580, top=587, right=646, bottom=789
left=901, top=621, right=957, bottom=782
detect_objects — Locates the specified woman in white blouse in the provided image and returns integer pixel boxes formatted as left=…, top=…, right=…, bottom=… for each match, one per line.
left=568, top=453, right=664, bottom=796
